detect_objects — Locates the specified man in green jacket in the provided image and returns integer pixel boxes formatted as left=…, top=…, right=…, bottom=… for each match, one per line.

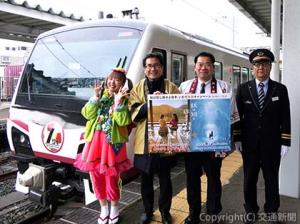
left=129, top=52, right=179, bottom=224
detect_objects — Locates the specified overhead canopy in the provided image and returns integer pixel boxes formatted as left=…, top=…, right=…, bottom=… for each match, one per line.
left=0, top=0, right=84, bottom=43
left=228, top=0, right=281, bottom=36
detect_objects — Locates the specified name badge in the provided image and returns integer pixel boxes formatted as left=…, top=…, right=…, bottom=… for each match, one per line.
left=244, top=100, right=252, bottom=104
left=272, top=96, right=279, bottom=101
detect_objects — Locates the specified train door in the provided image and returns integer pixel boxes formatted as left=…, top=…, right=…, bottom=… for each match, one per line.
left=171, top=53, right=186, bottom=86
left=152, top=48, right=167, bottom=79
left=241, top=67, right=250, bottom=83
left=214, top=61, right=223, bottom=80
left=232, top=65, right=241, bottom=95
left=250, top=67, right=255, bottom=80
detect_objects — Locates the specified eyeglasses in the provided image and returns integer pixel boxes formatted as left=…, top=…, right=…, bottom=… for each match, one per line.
left=145, top=63, right=162, bottom=69
left=252, top=61, right=272, bottom=67
left=195, top=62, right=213, bottom=68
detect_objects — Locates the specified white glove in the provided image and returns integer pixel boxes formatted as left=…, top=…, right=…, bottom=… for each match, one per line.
left=235, top=141, right=243, bottom=152
left=281, top=145, right=290, bottom=158
left=215, top=152, right=226, bottom=158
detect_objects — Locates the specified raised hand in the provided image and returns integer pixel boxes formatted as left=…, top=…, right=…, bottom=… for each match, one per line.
left=94, top=80, right=104, bottom=98
left=114, top=85, right=129, bottom=106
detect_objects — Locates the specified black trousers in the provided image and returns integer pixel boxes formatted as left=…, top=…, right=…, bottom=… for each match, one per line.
left=140, top=165, right=173, bottom=215
left=242, top=149, right=281, bottom=214
left=184, top=152, right=223, bottom=217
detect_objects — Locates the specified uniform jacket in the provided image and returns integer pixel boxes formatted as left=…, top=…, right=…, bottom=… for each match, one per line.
left=236, top=79, right=291, bottom=153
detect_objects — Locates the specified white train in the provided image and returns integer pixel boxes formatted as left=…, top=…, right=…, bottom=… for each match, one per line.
left=7, top=19, right=250, bottom=208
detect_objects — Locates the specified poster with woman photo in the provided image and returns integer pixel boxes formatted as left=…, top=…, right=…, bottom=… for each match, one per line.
left=147, top=93, right=231, bottom=153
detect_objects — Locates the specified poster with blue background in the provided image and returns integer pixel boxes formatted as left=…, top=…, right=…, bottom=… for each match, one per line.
left=147, top=93, right=231, bottom=153
left=190, top=94, right=231, bottom=152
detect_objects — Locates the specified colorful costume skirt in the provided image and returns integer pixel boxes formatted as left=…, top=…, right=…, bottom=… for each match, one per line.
left=74, top=130, right=132, bottom=176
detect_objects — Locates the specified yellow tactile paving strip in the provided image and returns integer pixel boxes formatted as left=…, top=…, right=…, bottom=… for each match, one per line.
left=151, top=151, right=243, bottom=224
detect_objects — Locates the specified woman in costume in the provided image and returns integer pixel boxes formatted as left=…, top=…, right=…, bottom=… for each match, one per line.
left=74, top=68, right=132, bottom=224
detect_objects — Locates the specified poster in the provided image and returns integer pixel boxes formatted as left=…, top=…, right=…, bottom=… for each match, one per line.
left=147, top=93, right=231, bottom=153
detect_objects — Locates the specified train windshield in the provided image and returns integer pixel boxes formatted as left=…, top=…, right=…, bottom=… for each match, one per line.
left=15, top=26, right=141, bottom=112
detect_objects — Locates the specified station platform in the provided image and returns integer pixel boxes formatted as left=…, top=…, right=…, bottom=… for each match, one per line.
left=120, top=151, right=299, bottom=224
left=45, top=151, right=300, bottom=224
left=147, top=151, right=243, bottom=224
left=140, top=151, right=299, bottom=224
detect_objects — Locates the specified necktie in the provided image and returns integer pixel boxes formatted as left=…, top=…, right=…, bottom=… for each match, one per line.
left=258, top=82, right=265, bottom=109
left=200, top=83, right=205, bottom=94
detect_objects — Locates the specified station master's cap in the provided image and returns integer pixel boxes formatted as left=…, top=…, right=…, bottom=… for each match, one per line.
left=249, top=48, right=275, bottom=63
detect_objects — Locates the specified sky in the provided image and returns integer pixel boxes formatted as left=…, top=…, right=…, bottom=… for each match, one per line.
left=1, top=0, right=271, bottom=51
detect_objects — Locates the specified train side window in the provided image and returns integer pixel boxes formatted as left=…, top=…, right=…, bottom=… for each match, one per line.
left=232, top=65, right=241, bottom=95
left=214, top=62, right=223, bottom=80
left=171, top=53, right=186, bottom=86
left=250, top=67, right=255, bottom=79
left=152, top=48, right=167, bottom=79
left=242, top=67, right=249, bottom=83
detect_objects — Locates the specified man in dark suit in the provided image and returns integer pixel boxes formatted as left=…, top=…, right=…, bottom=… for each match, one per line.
left=236, top=49, right=291, bottom=224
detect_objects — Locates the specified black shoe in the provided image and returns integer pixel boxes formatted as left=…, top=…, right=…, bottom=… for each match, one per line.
left=161, top=212, right=172, bottom=224
left=184, top=215, right=200, bottom=224
left=139, top=212, right=153, bottom=224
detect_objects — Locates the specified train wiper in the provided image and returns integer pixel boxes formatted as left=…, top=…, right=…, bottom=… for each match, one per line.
left=25, top=63, right=34, bottom=102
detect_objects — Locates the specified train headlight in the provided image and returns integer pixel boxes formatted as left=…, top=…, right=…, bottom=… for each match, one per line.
left=12, top=127, right=34, bottom=156
left=20, top=134, right=26, bottom=143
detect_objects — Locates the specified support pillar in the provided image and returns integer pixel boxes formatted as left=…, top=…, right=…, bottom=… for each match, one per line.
left=270, top=0, right=281, bottom=81
left=279, top=0, right=300, bottom=198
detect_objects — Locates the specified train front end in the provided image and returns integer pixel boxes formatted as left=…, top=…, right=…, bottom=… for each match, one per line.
left=6, top=20, right=144, bottom=207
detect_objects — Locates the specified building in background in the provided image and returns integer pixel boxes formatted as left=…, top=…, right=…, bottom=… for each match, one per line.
left=0, top=43, right=32, bottom=100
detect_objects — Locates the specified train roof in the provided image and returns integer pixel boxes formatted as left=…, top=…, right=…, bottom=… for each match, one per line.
left=36, top=18, right=148, bottom=39
left=163, top=24, right=249, bottom=59
left=36, top=18, right=249, bottom=59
